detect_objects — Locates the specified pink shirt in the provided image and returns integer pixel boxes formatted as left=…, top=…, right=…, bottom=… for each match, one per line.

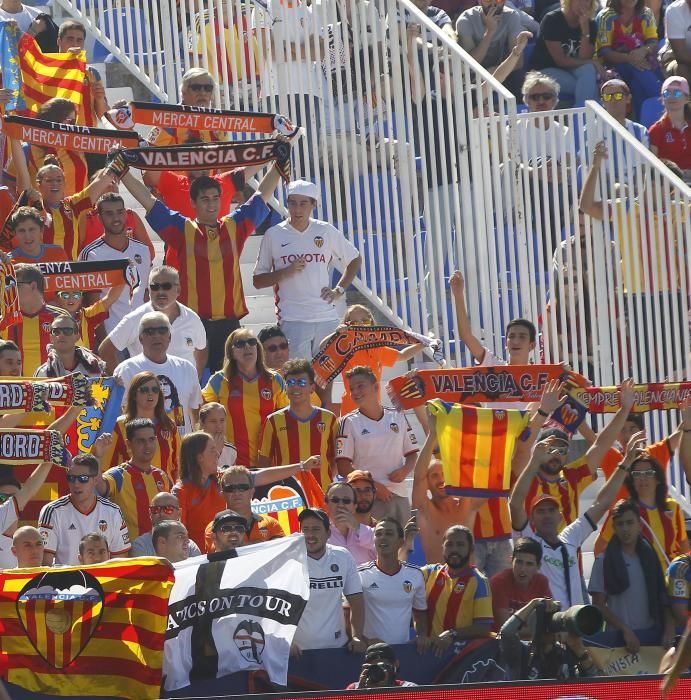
left=328, top=523, right=376, bottom=565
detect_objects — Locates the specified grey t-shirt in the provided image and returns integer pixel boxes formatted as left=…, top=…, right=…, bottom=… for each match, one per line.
left=588, top=552, right=655, bottom=631
left=457, top=6, right=523, bottom=68
left=130, top=532, right=202, bottom=558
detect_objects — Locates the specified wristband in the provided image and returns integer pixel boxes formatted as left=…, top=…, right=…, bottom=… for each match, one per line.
left=537, top=408, right=549, bottom=418
left=334, top=285, right=345, bottom=296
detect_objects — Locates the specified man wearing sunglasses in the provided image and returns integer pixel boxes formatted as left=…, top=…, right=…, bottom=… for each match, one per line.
left=324, top=481, right=376, bottom=565
left=38, top=453, right=131, bottom=566
left=35, top=315, right=106, bottom=379
left=99, top=266, right=207, bottom=377
left=113, top=312, right=203, bottom=434
left=599, top=79, right=649, bottom=147
left=130, top=492, right=202, bottom=558
left=210, top=510, right=249, bottom=553
left=204, top=466, right=286, bottom=552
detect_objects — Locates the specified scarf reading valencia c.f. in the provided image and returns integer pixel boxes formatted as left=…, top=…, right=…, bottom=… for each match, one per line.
left=0, top=429, right=64, bottom=465
left=129, top=101, right=299, bottom=137
left=1, top=115, right=140, bottom=152
left=311, top=325, right=444, bottom=388
left=107, top=138, right=292, bottom=181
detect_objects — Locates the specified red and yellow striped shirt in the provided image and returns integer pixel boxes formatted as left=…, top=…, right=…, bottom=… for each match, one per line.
left=421, top=564, right=494, bottom=637
left=594, top=497, right=686, bottom=570
left=102, top=461, right=173, bottom=540
left=43, top=188, right=93, bottom=259
left=258, top=406, right=337, bottom=493
left=99, top=415, right=181, bottom=483
left=2, top=304, right=66, bottom=374
left=146, top=196, right=268, bottom=320
left=474, top=497, right=513, bottom=541
left=203, top=369, right=287, bottom=466
left=77, top=300, right=108, bottom=351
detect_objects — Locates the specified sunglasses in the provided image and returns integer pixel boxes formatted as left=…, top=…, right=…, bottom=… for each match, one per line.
left=631, top=469, right=656, bottom=478
left=526, top=92, right=556, bottom=102
left=233, top=338, right=258, bottom=349
left=602, top=91, right=628, bottom=102
left=663, top=88, right=686, bottom=99
left=328, top=496, right=353, bottom=505
left=149, top=282, right=175, bottom=291
left=51, top=327, right=77, bottom=336
left=150, top=504, right=178, bottom=515
left=222, top=483, right=252, bottom=492
left=188, top=83, right=214, bottom=92
left=0, top=493, right=13, bottom=504
left=217, top=523, right=246, bottom=534
left=66, top=474, right=92, bottom=483
left=137, top=385, right=161, bottom=395
left=286, top=378, right=309, bottom=387
left=56, top=291, right=82, bottom=300
left=141, top=326, right=170, bottom=336
left=264, top=341, right=289, bottom=352
left=346, top=319, right=374, bottom=326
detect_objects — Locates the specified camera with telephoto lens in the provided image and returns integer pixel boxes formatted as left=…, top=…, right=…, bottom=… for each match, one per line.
left=362, top=661, right=395, bottom=686
left=536, top=601, right=603, bottom=636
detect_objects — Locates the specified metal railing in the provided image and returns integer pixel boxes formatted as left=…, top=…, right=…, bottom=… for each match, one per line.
left=57, top=0, right=691, bottom=503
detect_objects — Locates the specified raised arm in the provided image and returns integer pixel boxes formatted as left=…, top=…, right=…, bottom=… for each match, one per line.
left=119, top=170, right=158, bottom=214
left=584, top=378, right=636, bottom=475
left=412, top=410, right=438, bottom=510
left=510, top=441, right=554, bottom=529
left=15, top=461, right=53, bottom=511
left=492, top=31, right=532, bottom=85
left=680, top=396, right=691, bottom=485
left=449, top=270, right=485, bottom=362
left=578, top=141, right=609, bottom=221
left=9, top=137, right=31, bottom=194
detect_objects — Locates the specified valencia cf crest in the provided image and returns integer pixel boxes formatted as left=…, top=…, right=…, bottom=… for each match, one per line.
left=41, top=321, right=52, bottom=332
left=389, top=423, right=399, bottom=433
left=207, top=228, right=218, bottom=241
left=16, top=569, right=104, bottom=668
left=454, top=582, right=465, bottom=593
left=399, top=375, right=426, bottom=400
left=313, top=235, right=324, bottom=249
left=403, top=580, right=413, bottom=593
left=317, top=421, right=326, bottom=433
left=318, top=355, right=336, bottom=372
left=495, top=410, right=506, bottom=420
left=98, top=519, right=108, bottom=533
left=260, top=388, right=272, bottom=400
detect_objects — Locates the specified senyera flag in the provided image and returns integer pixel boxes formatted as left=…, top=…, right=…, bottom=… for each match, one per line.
left=428, top=399, right=530, bottom=497
left=164, top=535, right=309, bottom=691
left=0, top=557, right=174, bottom=699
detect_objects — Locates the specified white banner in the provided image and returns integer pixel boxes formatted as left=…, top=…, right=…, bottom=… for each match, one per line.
left=163, top=534, right=310, bottom=690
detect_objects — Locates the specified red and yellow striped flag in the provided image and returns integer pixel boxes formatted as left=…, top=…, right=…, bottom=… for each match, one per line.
left=18, top=33, right=86, bottom=114
left=428, top=399, right=530, bottom=497
left=0, top=558, right=174, bottom=699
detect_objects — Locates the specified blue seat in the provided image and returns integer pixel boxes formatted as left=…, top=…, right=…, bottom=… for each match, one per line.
left=343, top=172, right=405, bottom=235
left=640, top=96, right=664, bottom=128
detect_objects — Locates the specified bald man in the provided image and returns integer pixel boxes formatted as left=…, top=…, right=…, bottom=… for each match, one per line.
left=12, top=526, right=44, bottom=568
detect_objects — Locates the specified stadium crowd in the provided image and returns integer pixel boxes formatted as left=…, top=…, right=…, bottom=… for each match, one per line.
left=0, top=0, right=689, bottom=694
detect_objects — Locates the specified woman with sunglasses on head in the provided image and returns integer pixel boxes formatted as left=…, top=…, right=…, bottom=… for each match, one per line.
left=202, top=328, right=288, bottom=466
left=98, top=371, right=181, bottom=482
left=595, top=0, right=661, bottom=117
left=649, top=76, right=691, bottom=181
left=321, top=305, right=424, bottom=415
left=594, top=446, right=688, bottom=571
left=173, top=430, right=315, bottom=551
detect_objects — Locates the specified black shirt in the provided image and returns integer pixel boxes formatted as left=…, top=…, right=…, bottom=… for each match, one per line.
left=529, top=10, right=597, bottom=70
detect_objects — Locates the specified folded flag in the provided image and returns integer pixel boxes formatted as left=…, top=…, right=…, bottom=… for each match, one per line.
left=164, top=535, right=309, bottom=690
left=311, top=325, right=443, bottom=388
left=387, top=365, right=580, bottom=410
left=0, top=557, right=174, bottom=699
left=2, top=114, right=140, bottom=152
left=428, top=399, right=530, bottom=497
left=547, top=393, right=588, bottom=434
left=0, top=428, right=63, bottom=465
left=569, top=382, right=691, bottom=413
left=0, top=21, right=25, bottom=113
left=0, top=258, right=21, bottom=331
left=129, top=101, right=298, bottom=137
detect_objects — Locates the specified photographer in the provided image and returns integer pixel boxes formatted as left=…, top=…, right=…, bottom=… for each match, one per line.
left=498, top=598, right=603, bottom=680
left=346, top=643, right=417, bottom=689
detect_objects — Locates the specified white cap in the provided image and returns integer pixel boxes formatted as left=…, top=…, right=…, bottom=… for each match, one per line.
left=287, top=179, right=319, bottom=200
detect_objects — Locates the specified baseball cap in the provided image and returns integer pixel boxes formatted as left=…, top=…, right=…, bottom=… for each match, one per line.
left=365, top=642, right=397, bottom=663
left=536, top=427, right=570, bottom=447
left=662, top=75, right=690, bottom=95
left=287, top=179, right=319, bottom=200
left=212, top=509, right=248, bottom=532
left=529, top=493, right=561, bottom=513
left=346, top=470, right=375, bottom=486
left=297, top=507, right=330, bottom=529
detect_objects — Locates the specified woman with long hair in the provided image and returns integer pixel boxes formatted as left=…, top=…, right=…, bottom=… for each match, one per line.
left=595, top=0, right=661, bottom=116
left=202, top=328, right=287, bottom=465
left=649, top=76, right=691, bottom=181
left=99, top=371, right=180, bottom=482
left=594, top=453, right=688, bottom=570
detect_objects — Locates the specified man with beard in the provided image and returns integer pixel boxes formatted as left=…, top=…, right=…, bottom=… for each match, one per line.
left=325, top=481, right=375, bottom=565
left=79, top=193, right=151, bottom=334
left=346, top=470, right=377, bottom=527
left=210, top=510, right=248, bottom=552
left=420, top=525, right=494, bottom=654
left=99, top=266, right=207, bottom=376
